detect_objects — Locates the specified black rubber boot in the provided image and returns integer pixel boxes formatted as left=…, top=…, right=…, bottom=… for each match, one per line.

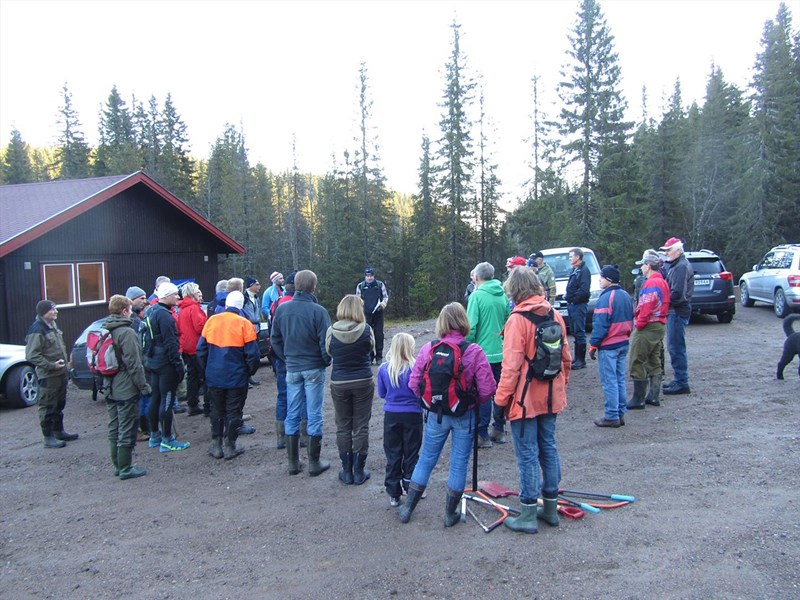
left=275, top=420, right=286, bottom=450
left=299, top=420, right=309, bottom=448
left=352, top=453, right=371, bottom=485
left=443, top=488, right=463, bottom=527
left=307, top=436, right=330, bottom=476
left=286, top=435, right=303, bottom=475
left=339, top=452, right=354, bottom=485
left=398, top=482, right=426, bottom=523
left=645, top=374, right=663, bottom=406
left=43, top=435, right=66, bottom=449
left=627, top=379, right=649, bottom=409
left=110, top=441, right=119, bottom=476
left=117, top=447, right=146, bottom=480
left=536, top=493, right=560, bottom=527
left=208, top=437, right=223, bottom=459
left=54, top=430, right=79, bottom=441
left=572, top=344, right=587, bottom=370
left=223, top=439, right=245, bottom=460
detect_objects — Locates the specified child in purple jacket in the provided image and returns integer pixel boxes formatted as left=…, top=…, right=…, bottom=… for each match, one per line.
left=378, top=333, right=423, bottom=507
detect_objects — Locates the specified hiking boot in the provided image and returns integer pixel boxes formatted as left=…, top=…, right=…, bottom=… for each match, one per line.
left=489, top=427, right=507, bottom=444
left=663, top=383, right=690, bottom=395
left=286, top=435, right=303, bottom=475
left=173, top=403, right=188, bottom=414
left=537, top=494, right=560, bottom=527
left=223, top=440, right=245, bottom=460
left=54, top=430, right=79, bottom=441
left=307, top=436, right=330, bottom=476
left=160, top=437, right=190, bottom=453
left=352, top=453, right=370, bottom=485
left=187, top=405, right=204, bottom=416
left=506, top=502, right=538, bottom=534
left=443, top=488, right=463, bottom=527
left=43, top=436, right=66, bottom=449
left=339, top=452, right=354, bottom=485
left=148, top=432, right=163, bottom=448
left=275, top=420, right=286, bottom=450
left=477, top=436, right=493, bottom=449
left=117, top=447, right=146, bottom=480
left=398, top=483, right=426, bottom=524
left=594, top=418, right=621, bottom=428
left=208, top=437, right=223, bottom=459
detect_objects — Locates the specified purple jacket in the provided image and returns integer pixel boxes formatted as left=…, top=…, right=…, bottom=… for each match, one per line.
left=408, top=331, right=497, bottom=404
left=377, top=364, right=422, bottom=413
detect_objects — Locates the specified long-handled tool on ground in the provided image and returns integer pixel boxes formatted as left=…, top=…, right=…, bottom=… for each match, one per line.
left=558, top=495, right=601, bottom=514
left=478, top=482, right=586, bottom=519
left=560, top=488, right=636, bottom=503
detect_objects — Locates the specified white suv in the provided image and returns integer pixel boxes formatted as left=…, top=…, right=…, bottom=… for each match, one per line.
left=539, top=247, right=603, bottom=328
left=739, top=244, right=800, bottom=318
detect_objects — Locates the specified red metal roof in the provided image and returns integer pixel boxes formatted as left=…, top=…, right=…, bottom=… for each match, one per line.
left=0, top=171, right=245, bottom=257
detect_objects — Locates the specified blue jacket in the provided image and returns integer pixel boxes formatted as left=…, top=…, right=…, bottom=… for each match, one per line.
left=565, top=262, right=591, bottom=305
left=270, top=291, right=331, bottom=372
left=196, top=308, right=260, bottom=389
left=590, top=285, right=633, bottom=350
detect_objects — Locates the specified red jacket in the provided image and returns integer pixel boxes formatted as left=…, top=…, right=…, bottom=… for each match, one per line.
left=634, top=272, right=670, bottom=330
left=495, top=295, right=570, bottom=420
left=177, top=297, right=207, bottom=354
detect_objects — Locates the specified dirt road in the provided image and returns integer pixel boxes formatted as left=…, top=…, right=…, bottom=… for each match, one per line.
left=1, top=302, right=798, bottom=599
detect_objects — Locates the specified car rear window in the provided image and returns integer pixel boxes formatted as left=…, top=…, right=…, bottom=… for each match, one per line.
left=688, top=258, right=723, bottom=275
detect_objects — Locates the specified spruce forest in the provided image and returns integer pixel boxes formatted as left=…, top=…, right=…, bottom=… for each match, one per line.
left=2, top=0, right=798, bottom=318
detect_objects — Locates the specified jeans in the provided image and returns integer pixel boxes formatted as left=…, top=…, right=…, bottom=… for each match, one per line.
left=330, top=379, right=375, bottom=455
left=478, top=362, right=504, bottom=438
left=666, top=313, right=690, bottom=386
left=410, top=411, right=474, bottom=493
left=383, top=411, right=423, bottom=498
left=272, top=357, right=305, bottom=422
left=510, top=414, right=561, bottom=504
left=567, top=302, right=588, bottom=346
left=598, top=346, right=628, bottom=420
left=286, top=368, right=326, bottom=437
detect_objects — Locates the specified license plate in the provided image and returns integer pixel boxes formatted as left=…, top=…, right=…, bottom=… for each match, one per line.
left=558, top=309, right=568, bottom=317
left=695, top=279, right=710, bottom=286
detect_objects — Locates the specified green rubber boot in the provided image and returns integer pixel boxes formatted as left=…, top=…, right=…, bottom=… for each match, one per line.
left=110, top=441, right=119, bottom=476
left=117, top=447, right=146, bottom=480
left=307, top=436, right=330, bottom=476
left=275, top=420, right=286, bottom=450
left=505, top=502, right=539, bottom=534
left=536, top=494, right=560, bottom=527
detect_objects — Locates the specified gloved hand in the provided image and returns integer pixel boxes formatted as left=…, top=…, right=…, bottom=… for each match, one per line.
left=589, top=345, right=598, bottom=360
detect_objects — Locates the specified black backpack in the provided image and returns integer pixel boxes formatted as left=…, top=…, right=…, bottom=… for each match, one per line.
left=418, top=339, right=477, bottom=423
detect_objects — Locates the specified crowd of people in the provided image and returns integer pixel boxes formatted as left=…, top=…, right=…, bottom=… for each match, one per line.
left=25, top=239, right=693, bottom=532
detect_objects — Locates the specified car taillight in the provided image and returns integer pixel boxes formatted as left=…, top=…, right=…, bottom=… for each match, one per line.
left=788, top=274, right=800, bottom=288
left=718, top=271, right=733, bottom=281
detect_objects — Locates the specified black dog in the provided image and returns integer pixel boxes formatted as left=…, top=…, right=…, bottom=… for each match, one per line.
left=777, top=314, right=800, bottom=380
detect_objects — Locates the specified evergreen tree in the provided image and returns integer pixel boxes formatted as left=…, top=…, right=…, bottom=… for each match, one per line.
left=435, top=20, right=477, bottom=300
left=55, top=83, right=90, bottom=180
left=95, top=85, right=141, bottom=176
left=158, top=94, right=196, bottom=202
left=1, top=128, right=34, bottom=184
left=557, top=0, right=632, bottom=244
left=475, top=89, right=503, bottom=264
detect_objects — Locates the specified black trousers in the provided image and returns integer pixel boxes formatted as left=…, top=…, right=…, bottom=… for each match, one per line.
left=366, top=309, right=385, bottom=359
left=182, top=352, right=203, bottom=407
left=207, top=387, right=247, bottom=442
left=148, top=366, right=179, bottom=439
left=383, top=411, right=423, bottom=498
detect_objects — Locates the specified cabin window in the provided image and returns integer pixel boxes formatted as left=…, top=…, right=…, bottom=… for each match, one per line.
left=41, top=261, right=107, bottom=307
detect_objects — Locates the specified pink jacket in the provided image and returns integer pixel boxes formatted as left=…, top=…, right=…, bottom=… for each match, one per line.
left=408, top=331, right=497, bottom=404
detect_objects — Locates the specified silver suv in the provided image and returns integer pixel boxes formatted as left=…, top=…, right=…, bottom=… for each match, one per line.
left=739, top=244, right=800, bottom=318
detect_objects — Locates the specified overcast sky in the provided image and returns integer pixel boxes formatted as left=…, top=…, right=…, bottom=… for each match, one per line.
left=0, top=0, right=790, bottom=201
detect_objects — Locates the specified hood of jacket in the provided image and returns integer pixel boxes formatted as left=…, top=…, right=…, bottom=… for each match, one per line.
left=178, top=297, right=199, bottom=311
left=475, top=278, right=505, bottom=298
left=510, top=293, right=552, bottom=317
left=102, top=313, right=133, bottom=331
left=330, top=319, right=367, bottom=344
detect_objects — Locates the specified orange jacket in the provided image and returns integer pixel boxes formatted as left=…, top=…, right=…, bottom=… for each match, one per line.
left=494, top=295, right=570, bottom=420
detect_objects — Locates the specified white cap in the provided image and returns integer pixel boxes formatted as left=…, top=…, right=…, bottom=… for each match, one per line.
left=156, top=282, right=179, bottom=299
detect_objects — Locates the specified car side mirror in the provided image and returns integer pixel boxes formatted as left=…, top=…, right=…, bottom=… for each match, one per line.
left=753, top=264, right=759, bottom=271
left=631, top=268, right=641, bottom=276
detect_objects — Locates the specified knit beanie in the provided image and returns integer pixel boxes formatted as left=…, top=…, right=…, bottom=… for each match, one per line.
left=36, top=300, right=56, bottom=317
left=125, top=286, right=147, bottom=300
left=600, top=264, right=621, bottom=283
left=270, top=272, right=284, bottom=285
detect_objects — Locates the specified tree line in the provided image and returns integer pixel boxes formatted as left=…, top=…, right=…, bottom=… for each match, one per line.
left=2, top=0, right=798, bottom=318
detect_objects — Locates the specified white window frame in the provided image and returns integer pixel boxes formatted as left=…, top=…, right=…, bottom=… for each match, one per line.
left=41, top=261, right=108, bottom=308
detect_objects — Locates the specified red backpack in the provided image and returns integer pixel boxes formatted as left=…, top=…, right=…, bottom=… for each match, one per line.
left=86, top=327, right=124, bottom=377
left=418, top=339, right=477, bottom=422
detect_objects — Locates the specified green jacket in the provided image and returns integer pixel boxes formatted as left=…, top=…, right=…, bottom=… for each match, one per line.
left=466, top=279, right=510, bottom=363
left=101, top=314, right=151, bottom=401
left=538, top=262, right=557, bottom=300
left=25, top=316, right=68, bottom=379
